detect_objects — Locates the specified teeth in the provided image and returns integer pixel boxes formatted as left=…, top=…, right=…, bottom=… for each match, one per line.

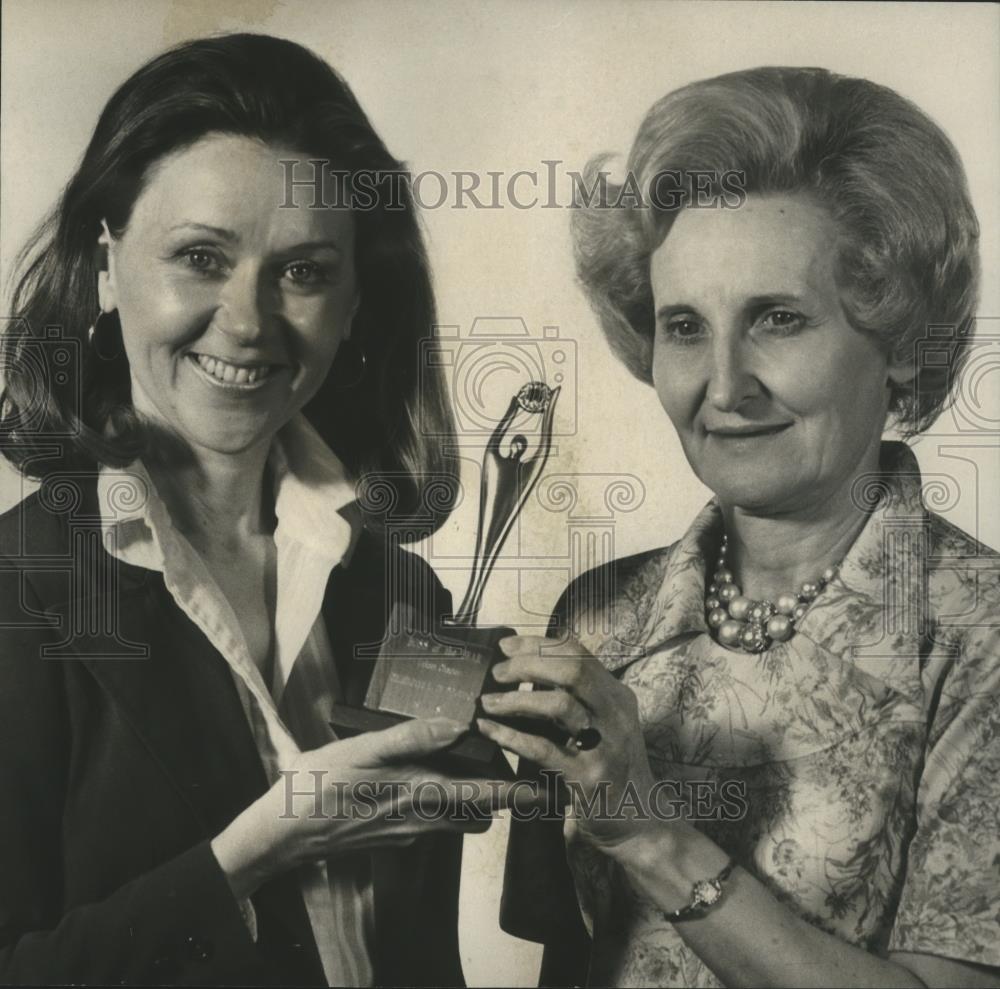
left=194, top=354, right=274, bottom=384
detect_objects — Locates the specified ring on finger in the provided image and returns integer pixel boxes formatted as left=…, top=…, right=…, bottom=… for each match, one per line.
left=568, top=726, right=602, bottom=751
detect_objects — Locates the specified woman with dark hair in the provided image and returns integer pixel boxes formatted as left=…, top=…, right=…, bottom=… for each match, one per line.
left=489, top=68, right=1000, bottom=987
left=0, top=33, right=494, bottom=986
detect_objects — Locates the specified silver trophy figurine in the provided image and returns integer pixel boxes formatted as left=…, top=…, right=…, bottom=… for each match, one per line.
left=329, top=382, right=560, bottom=777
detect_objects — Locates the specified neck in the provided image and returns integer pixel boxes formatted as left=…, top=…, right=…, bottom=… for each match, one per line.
left=719, top=451, right=881, bottom=602
left=144, top=438, right=275, bottom=553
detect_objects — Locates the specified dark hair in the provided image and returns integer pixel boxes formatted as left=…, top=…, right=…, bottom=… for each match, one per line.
left=572, top=66, right=981, bottom=436
left=1, top=33, right=457, bottom=532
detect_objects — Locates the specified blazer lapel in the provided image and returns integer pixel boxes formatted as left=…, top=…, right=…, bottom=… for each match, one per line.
left=45, top=474, right=270, bottom=832
left=73, top=570, right=270, bottom=833
left=321, top=528, right=386, bottom=707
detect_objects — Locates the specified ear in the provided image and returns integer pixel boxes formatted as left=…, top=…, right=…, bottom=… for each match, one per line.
left=96, top=219, right=119, bottom=313
left=888, top=357, right=919, bottom=386
left=345, top=293, right=361, bottom=341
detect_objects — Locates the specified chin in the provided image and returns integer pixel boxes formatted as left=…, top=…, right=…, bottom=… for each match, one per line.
left=181, top=406, right=285, bottom=455
left=197, top=432, right=273, bottom=456
left=697, top=468, right=796, bottom=514
left=173, top=419, right=275, bottom=458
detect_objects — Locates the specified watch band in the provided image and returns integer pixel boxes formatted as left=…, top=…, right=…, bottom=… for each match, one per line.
left=662, top=857, right=738, bottom=923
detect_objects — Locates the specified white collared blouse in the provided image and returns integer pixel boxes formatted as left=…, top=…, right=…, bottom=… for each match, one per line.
left=96, top=413, right=374, bottom=987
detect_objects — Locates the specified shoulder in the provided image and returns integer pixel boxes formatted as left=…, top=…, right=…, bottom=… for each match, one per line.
left=0, top=487, right=65, bottom=559
left=0, top=474, right=125, bottom=618
left=925, top=509, right=998, bottom=561
left=918, top=512, right=1000, bottom=734
left=0, top=471, right=102, bottom=557
left=0, top=491, right=73, bottom=712
left=924, top=510, right=1000, bottom=638
left=0, top=487, right=77, bottom=615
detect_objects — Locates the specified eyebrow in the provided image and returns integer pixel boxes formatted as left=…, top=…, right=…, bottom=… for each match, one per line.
left=655, top=293, right=809, bottom=320
left=743, top=293, right=808, bottom=306
left=276, top=239, right=346, bottom=255
left=167, top=222, right=345, bottom=254
left=168, top=222, right=237, bottom=240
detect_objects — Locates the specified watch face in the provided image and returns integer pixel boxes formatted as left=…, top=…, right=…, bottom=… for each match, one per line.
left=692, top=878, right=723, bottom=908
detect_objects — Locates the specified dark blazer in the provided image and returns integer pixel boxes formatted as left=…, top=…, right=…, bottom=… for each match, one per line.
left=0, top=474, right=464, bottom=987
left=500, top=584, right=597, bottom=989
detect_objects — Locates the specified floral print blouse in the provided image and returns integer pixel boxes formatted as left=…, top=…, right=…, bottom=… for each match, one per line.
left=543, top=442, right=1000, bottom=987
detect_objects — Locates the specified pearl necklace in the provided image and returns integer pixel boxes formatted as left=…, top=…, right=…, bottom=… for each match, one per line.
left=705, top=535, right=839, bottom=653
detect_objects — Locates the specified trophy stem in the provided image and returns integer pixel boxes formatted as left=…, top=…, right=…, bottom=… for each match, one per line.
left=450, top=512, right=516, bottom=626
left=451, top=384, right=559, bottom=626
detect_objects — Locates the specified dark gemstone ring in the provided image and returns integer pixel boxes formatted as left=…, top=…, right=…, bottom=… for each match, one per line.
left=570, top=727, right=602, bottom=751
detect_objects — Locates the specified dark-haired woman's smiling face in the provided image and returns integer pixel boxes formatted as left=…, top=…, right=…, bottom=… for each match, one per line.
left=650, top=192, right=914, bottom=514
left=99, top=132, right=357, bottom=456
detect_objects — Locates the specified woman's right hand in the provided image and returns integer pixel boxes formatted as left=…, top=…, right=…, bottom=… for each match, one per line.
left=211, top=718, right=503, bottom=899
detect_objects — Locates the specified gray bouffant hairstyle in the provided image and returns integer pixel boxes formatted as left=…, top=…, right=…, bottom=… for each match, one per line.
left=572, top=66, right=980, bottom=436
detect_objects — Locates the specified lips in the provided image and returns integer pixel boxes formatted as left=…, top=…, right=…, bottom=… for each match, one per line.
left=188, top=352, right=280, bottom=386
left=707, top=423, right=792, bottom=438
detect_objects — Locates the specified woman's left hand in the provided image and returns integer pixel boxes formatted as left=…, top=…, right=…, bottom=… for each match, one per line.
left=478, top=634, right=671, bottom=856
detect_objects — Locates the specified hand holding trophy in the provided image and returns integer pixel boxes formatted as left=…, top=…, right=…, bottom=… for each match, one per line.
left=329, top=382, right=562, bottom=778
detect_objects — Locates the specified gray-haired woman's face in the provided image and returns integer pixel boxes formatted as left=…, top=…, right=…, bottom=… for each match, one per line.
left=97, top=132, right=359, bottom=457
left=649, top=191, right=914, bottom=514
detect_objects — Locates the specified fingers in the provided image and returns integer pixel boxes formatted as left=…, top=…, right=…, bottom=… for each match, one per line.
left=429, top=814, right=492, bottom=835
left=477, top=717, right=575, bottom=775
left=480, top=687, right=590, bottom=736
left=493, top=635, right=607, bottom=713
left=336, top=812, right=491, bottom=856
left=357, top=717, right=468, bottom=766
left=409, top=776, right=510, bottom=821
left=362, top=776, right=501, bottom=838
left=361, top=772, right=509, bottom=818
left=369, top=816, right=492, bottom=845
left=371, top=805, right=494, bottom=837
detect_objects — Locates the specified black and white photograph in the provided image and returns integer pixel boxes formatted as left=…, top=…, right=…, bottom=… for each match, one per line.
left=1, top=1, right=998, bottom=986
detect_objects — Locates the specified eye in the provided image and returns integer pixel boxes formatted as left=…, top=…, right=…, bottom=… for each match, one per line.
left=177, top=247, right=223, bottom=276
left=662, top=316, right=706, bottom=346
left=282, top=261, right=328, bottom=287
left=757, top=309, right=805, bottom=334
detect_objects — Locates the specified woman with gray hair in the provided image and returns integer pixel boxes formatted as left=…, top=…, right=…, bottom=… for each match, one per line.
left=489, top=67, right=999, bottom=987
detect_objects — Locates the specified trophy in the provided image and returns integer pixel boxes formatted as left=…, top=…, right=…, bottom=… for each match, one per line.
left=329, top=381, right=561, bottom=778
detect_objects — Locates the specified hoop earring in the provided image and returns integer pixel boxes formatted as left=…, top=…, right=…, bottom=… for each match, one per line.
left=87, top=311, right=123, bottom=361
left=330, top=338, right=367, bottom=389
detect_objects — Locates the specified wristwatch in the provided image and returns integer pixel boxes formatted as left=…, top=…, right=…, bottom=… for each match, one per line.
left=662, top=857, right=737, bottom=922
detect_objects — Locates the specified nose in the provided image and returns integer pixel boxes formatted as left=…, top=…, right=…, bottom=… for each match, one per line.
left=705, top=334, right=760, bottom=412
left=215, top=264, right=271, bottom=343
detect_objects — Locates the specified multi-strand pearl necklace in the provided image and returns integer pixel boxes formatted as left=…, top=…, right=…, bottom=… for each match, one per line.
left=705, top=535, right=839, bottom=653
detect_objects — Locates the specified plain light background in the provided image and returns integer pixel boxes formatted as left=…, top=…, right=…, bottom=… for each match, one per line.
left=2, top=2, right=998, bottom=985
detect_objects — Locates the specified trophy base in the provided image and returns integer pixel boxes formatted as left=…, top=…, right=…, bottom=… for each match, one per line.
left=328, top=611, right=567, bottom=781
